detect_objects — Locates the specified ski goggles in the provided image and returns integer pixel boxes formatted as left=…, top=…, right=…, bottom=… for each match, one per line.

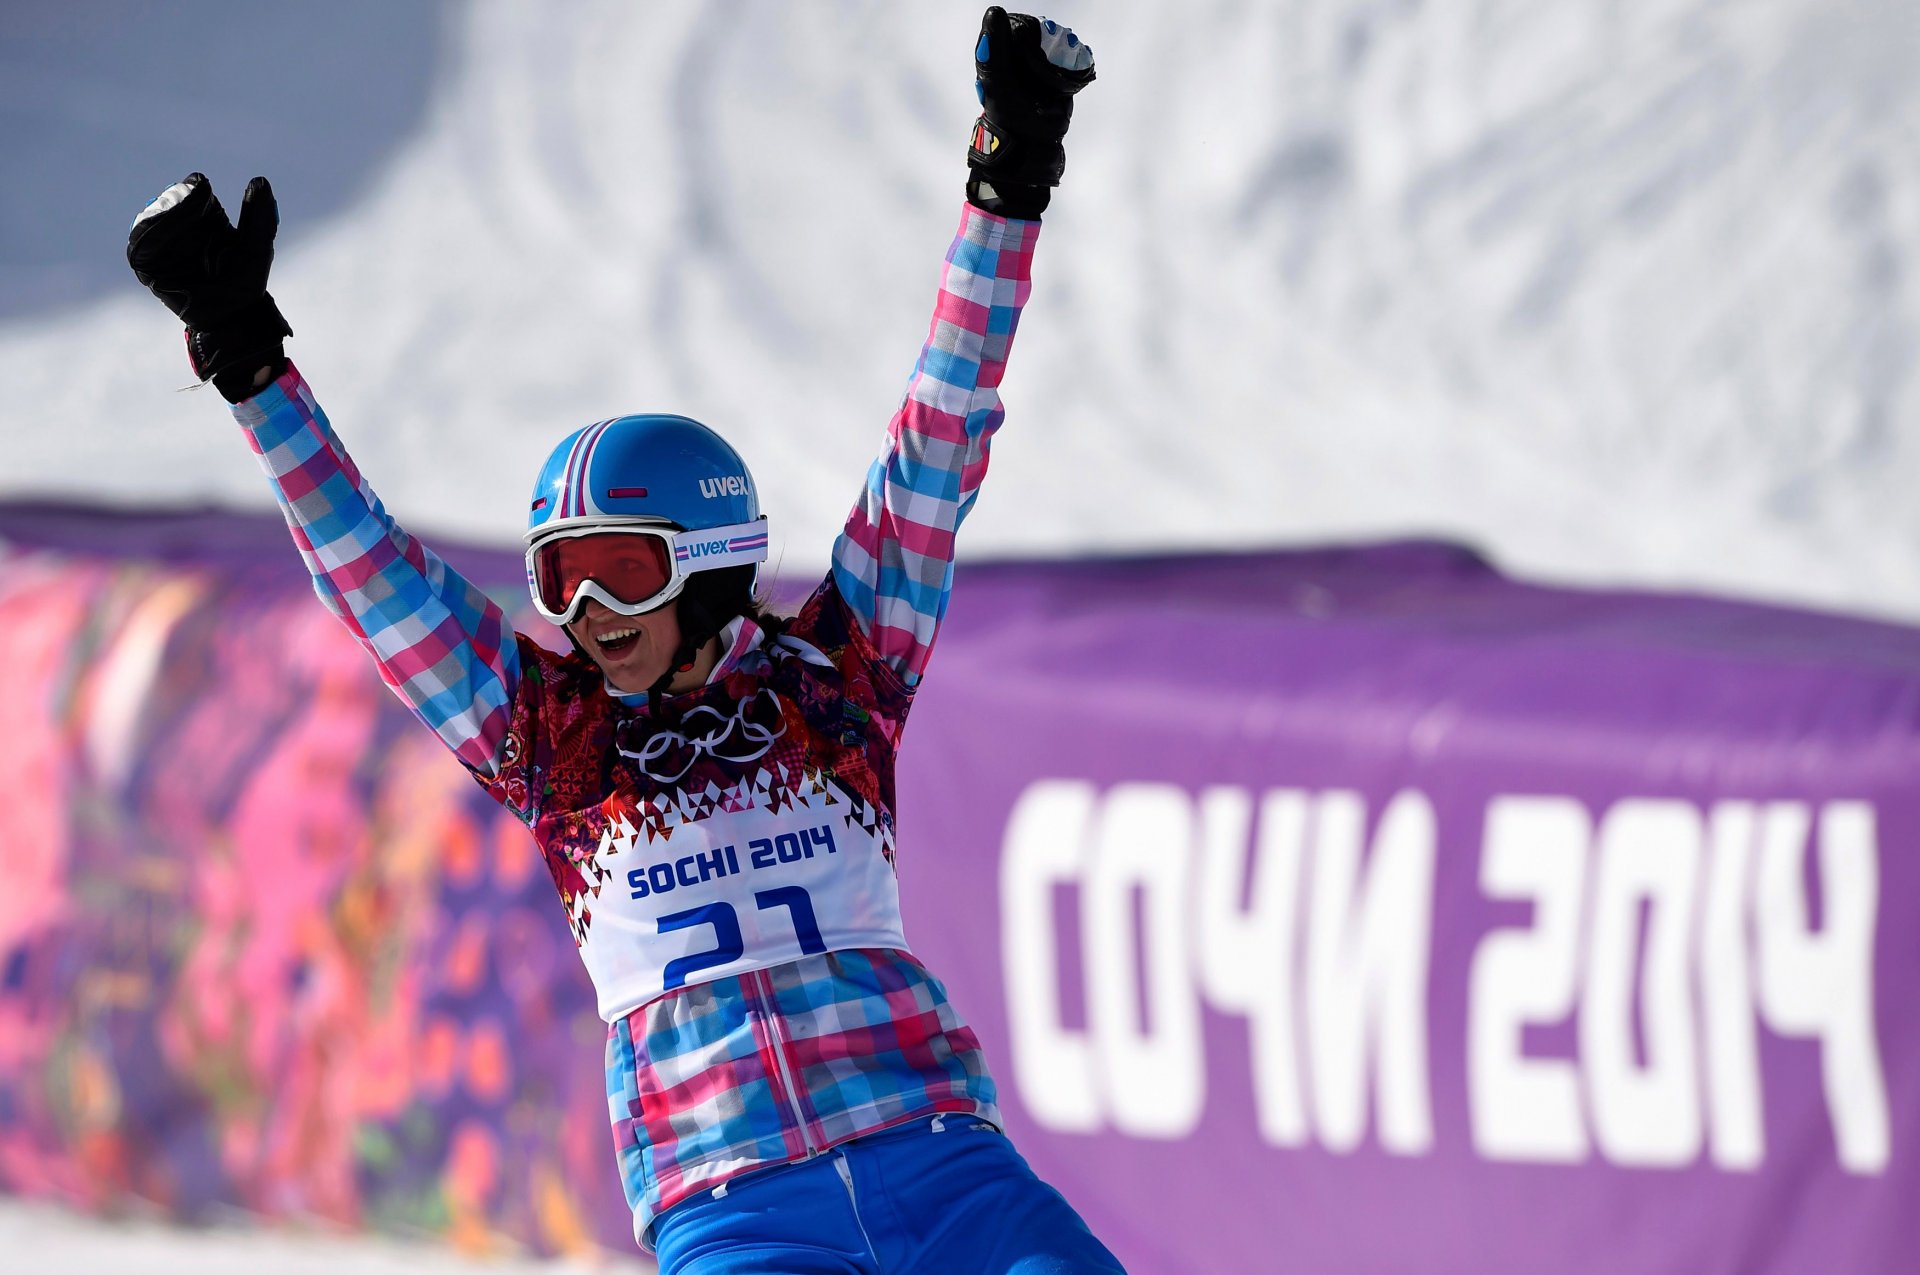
left=524, top=519, right=769, bottom=626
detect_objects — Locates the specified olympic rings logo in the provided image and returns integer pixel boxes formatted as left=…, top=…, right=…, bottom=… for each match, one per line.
left=616, top=688, right=788, bottom=783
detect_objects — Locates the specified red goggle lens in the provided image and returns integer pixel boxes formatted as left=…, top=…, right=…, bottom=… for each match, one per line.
left=534, top=532, right=673, bottom=615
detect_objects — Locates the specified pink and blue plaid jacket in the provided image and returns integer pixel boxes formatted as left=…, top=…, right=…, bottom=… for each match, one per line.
left=232, top=205, right=1038, bottom=1244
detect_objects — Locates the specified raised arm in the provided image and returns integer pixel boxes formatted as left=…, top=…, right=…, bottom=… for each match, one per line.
left=235, top=366, right=519, bottom=774
left=129, top=174, right=519, bottom=775
left=831, top=211, right=1033, bottom=686
left=831, top=9, right=1094, bottom=686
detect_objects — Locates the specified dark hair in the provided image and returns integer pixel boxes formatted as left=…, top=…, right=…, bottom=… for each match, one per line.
left=641, top=565, right=787, bottom=705
left=676, top=565, right=783, bottom=649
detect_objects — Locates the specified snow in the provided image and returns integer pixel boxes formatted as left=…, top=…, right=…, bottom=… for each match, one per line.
left=0, top=1197, right=648, bottom=1274
left=6, top=1, right=1920, bottom=620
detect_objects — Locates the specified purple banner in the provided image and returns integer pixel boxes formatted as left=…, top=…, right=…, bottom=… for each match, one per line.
left=2, top=506, right=1915, bottom=1272
left=899, top=546, right=1919, bottom=1274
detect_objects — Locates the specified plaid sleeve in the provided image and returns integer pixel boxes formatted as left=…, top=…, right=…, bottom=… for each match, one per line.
left=831, top=204, right=1039, bottom=687
left=232, top=362, right=520, bottom=776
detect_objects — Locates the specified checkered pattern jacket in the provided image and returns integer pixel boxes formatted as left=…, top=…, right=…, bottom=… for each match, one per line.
left=232, top=204, right=1038, bottom=1243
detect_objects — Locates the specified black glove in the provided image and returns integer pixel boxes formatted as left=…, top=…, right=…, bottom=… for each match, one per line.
left=127, top=172, right=291, bottom=403
left=967, top=8, right=1095, bottom=220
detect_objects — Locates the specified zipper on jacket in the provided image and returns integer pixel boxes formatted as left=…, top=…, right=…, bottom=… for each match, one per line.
left=752, top=967, right=821, bottom=1157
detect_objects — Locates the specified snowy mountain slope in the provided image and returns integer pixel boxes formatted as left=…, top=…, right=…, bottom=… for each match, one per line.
left=0, top=1198, right=646, bottom=1274
left=3, top=0, right=1918, bottom=619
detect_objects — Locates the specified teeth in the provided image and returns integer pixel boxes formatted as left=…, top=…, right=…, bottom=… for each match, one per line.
left=598, top=628, right=640, bottom=643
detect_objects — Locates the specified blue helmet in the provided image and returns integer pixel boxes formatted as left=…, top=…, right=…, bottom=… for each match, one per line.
left=523, top=415, right=769, bottom=623
left=527, top=414, right=761, bottom=538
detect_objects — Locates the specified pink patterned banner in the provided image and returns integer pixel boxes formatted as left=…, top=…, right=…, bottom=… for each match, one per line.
left=3, top=505, right=1917, bottom=1272
left=0, top=505, right=626, bottom=1258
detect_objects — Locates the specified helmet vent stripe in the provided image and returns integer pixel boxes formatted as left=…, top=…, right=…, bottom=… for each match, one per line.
left=608, top=486, right=649, bottom=499
left=557, top=424, right=596, bottom=520
left=575, top=420, right=614, bottom=517
left=564, top=425, right=589, bottom=518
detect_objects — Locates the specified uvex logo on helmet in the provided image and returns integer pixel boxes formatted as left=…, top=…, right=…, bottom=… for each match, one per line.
left=699, top=475, right=751, bottom=499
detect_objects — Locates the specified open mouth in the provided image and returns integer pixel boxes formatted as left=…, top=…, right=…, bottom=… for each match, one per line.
left=596, top=627, right=641, bottom=658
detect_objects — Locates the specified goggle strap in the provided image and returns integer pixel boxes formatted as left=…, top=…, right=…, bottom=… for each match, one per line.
left=671, top=519, right=770, bottom=571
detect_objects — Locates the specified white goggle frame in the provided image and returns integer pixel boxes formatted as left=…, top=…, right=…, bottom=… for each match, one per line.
left=524, top=517, right=769, bottom=627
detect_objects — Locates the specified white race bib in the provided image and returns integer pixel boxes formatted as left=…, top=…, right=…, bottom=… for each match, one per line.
left=577, top=782, right=908, bottom=1020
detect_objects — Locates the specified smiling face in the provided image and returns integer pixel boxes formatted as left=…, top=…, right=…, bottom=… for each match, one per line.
left=566, top=596, right=686, bottom=695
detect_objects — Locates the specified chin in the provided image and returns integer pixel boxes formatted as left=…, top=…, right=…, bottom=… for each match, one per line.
left=599, top=656, right=668, bottom=698
left=602, top=665, right=660, bottom=695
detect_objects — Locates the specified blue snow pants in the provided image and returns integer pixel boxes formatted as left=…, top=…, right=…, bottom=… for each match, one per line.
left=650, top=1116, right=1127, bottom=1274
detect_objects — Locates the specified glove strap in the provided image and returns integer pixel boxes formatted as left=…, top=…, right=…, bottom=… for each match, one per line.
left=967, top=176, right=1050, bottom=221
left=187, top=293, right=293, bottom=403
left=967, top=112, right=1058, bottom=219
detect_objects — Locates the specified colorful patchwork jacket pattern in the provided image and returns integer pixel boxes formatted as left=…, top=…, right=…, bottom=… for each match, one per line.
left=231, top=204, right=1038, bottom=1243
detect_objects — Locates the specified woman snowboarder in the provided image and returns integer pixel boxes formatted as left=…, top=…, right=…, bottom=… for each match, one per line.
left=128, top=10, right=1118, bottom=1272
